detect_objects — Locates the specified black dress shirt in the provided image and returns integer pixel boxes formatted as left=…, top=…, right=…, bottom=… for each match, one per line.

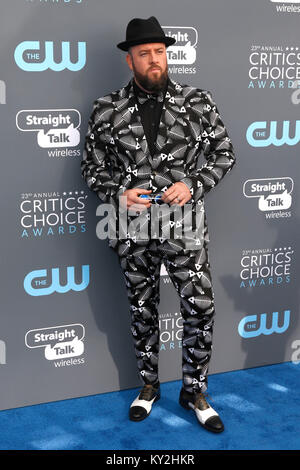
left=133, top=77, right=169, bottom=156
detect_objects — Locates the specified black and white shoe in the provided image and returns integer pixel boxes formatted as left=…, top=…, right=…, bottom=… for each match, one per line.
left=129, top=383, right=161, bottom=422
left=179, top=387, right=224, bottom=433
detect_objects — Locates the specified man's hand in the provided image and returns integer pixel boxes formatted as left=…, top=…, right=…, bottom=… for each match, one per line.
left=161, top=182, right=192, bottom=206
left=120, top=188, right=152, bottom=212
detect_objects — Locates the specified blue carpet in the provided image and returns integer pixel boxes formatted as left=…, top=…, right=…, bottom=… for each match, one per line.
left=0, top=362, right=299, bottom=450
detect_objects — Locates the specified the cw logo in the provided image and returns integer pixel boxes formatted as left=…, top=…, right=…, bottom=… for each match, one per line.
left=14, top=41, right=86, bottom=71
left=24, top=265, right=89, bottom=296
left=246, top=121, right=300, bottom=147
left=238, top=310, right=290, bottom=338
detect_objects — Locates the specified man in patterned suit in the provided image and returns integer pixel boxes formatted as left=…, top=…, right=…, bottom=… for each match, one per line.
left=81, top=16, right=236, bottom=433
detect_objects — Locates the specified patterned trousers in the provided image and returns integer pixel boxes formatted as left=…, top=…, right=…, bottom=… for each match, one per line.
left=110, top=226, right=216, bottom=395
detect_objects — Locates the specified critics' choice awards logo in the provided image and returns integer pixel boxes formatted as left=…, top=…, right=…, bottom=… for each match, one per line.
left=243, top=177, right=293, bottom=218
left=24, top=265, right=89, bottom=296
left=246, top=121, right=300, bottom=147
left=248, top=44, right=300, bottom=89
left=159, top=312, right=183, bottom=351
left=238, top=309, right=290, bottom=338
left=159, top=264, right=183, bottom=351
left=270, top=0, right=300, bottom=14
left=25, top=324, right=85, bottom=367
left=162, top=26, right=197, bottom=75
left=20, top=191, right=87, bottom=239
left=16, top=110, right=81, bottom=157
left=240, top=246, right=293, bottom=288
left=14, top=41, right=86, bottom=71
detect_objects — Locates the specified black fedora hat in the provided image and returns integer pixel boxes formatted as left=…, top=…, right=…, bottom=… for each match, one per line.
left=117, top=16, right=176, bottom=51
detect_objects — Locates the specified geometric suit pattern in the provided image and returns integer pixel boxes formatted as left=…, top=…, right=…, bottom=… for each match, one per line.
left=81, top=75, right=236, bottom=393
left=115, top=236, right=216, bottom=393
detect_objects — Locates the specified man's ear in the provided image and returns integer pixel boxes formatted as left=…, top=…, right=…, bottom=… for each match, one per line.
left=126, top=53, right=133, bottom=71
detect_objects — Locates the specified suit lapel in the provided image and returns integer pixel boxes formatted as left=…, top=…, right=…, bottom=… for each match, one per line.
left=112, top=79, right=151, bottom=167
left=113, top=76, right=187, bottom=168
left=154, top=77, right=187, bottom=168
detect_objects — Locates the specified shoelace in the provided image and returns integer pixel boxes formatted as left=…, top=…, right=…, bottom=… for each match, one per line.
left=194, top=391, right=213, bottom=410
left=139, top=384, right=158, bottom=401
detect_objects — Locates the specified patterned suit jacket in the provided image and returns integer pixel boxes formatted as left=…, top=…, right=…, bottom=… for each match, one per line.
left=81, top=76, right=236, bottom=252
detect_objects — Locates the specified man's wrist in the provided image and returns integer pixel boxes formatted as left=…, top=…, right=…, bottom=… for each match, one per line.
left=179, top=177, right=193, bottom=192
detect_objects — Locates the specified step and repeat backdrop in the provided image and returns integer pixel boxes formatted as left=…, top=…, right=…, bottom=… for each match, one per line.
left=0, top=0, right=299, bottom=411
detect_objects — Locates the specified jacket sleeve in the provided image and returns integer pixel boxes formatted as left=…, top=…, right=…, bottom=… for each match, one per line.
left=180, top=89, right=236, bottom=203
left=80, top=100, right=126, bottom=205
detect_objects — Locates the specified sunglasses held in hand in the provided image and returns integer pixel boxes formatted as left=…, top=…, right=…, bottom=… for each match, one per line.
left=139, top=193, right=164, bottom=204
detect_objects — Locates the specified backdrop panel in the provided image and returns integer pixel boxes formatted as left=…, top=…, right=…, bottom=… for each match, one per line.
left=0, top=0, right=299, bottom=410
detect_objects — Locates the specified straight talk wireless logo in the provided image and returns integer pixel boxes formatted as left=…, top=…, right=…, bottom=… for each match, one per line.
left=163, top=26, right=197, bottom=75
left=25, top=324, right=85, bottom=367
left=270, top=0, right=300, bottom=13
left=16, top=109, right=81, bottom=158
left=243, top=177, right=293, bottom=219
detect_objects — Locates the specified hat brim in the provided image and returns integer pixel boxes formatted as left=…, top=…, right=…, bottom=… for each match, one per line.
left=117, top=35, right=176, bottom=51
